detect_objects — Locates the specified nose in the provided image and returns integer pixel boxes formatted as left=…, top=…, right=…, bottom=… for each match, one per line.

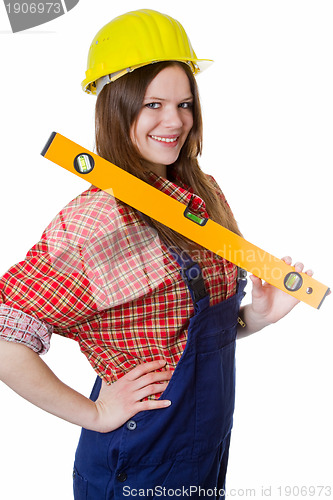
left=161, top=105, right=183, bottom=129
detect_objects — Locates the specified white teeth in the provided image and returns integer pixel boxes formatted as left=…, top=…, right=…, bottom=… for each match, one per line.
left=151, top=135, right=178, bottom=143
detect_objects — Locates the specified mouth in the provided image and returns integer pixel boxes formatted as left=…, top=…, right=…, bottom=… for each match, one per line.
left=149, top=134, right=179, bottom=145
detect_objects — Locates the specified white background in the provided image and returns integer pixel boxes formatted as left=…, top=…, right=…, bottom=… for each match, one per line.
left=0, top=0, right=332, bottom=498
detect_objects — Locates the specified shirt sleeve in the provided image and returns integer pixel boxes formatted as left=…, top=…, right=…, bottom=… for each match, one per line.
left=0, top=235, right=99, bottom=330
left=0, top=187, right=112, bottom=351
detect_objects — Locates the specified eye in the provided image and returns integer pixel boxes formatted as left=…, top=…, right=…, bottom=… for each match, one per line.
left=178, top=101, right=193, bottom=110
left=145, top=102, right=161, bottom=109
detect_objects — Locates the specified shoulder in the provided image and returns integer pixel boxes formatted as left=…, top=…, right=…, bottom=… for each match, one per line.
left=56, top=185, right=121, bottom=220
left=41, top=186, right=131, bottom=247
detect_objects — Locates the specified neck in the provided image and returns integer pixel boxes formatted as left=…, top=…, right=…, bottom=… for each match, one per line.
left=146, top=163, right=167, bottom=179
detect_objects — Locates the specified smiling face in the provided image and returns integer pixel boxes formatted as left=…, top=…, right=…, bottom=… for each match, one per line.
left=130, top=65, right=194, bottom=176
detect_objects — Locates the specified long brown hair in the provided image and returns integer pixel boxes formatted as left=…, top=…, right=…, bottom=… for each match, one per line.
left=95, top=61, right=241, bottom=253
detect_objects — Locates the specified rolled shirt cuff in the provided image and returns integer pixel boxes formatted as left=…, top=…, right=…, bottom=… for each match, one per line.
left=0, top=305, right=52, bottom=355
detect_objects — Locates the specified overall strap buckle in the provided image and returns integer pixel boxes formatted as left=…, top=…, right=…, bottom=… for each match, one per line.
left=237, top=267, right=247, bottom=282
left=181, top=262, right=208, bottom=304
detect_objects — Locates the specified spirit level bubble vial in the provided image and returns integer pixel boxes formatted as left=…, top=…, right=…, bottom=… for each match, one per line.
left=41, top=132, right=330, bottom=310
left=74, top=153, right=95, bottom=174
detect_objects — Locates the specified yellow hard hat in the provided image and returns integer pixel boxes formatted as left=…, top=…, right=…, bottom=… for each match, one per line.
left=82, top=9, right=213, bottom=95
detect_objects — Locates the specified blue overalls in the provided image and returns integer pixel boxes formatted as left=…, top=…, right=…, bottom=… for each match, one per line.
left=73, top=251, right=247, bottom=499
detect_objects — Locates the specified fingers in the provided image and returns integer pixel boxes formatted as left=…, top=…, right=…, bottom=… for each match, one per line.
left=139, top=398, right=172, bottom=411
left=281, top=256, right=314, bottom=277
left=131, top=373, right=172, bottom=403
left=125, top=363, right=173, bottom=411
left=125, top=359, right=170, bottom=381
left=93, top=360, right=174, bottom=432
left=249, top=274, right=262, bottom=285
left=282, top=256, right=292, bottom=266
left=121, top=359, right=173, bottom=401
left=136, top=381, right=170, bottom=402
left=249, top=274, right=263, bottom=293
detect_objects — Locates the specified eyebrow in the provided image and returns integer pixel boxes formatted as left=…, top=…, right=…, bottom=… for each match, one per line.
left=144, top=96, right=194, bottom=101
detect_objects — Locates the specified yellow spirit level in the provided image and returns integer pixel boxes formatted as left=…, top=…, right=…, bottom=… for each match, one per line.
left=41, top=132, right=330, bottom=309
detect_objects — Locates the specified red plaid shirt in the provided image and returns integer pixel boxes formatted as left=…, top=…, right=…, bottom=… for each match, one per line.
left=0, top=172, right=237, bottom=384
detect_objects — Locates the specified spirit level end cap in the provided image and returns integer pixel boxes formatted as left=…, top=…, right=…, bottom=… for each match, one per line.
left=41, top=132, right=57, bottom=157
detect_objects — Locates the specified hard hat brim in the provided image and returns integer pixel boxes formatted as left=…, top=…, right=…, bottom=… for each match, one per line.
left=82, top=58, right=214, bottom=96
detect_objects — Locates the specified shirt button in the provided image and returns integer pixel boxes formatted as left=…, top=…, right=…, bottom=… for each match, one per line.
left=126, top=420, right=137, bottom=431
left=116, top=471, right=128, bottom=482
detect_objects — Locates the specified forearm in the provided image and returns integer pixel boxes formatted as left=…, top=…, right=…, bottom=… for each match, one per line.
left=0, top=340, right=98, bottom=430
left=237, top=304, right=272, bottom=339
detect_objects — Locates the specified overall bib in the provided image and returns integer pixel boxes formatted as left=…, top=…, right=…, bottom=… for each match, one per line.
left=73, top=252, right=246, bottom=499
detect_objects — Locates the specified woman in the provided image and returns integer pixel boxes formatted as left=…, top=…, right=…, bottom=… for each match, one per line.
left=0, top=9, right=313, bottom=499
